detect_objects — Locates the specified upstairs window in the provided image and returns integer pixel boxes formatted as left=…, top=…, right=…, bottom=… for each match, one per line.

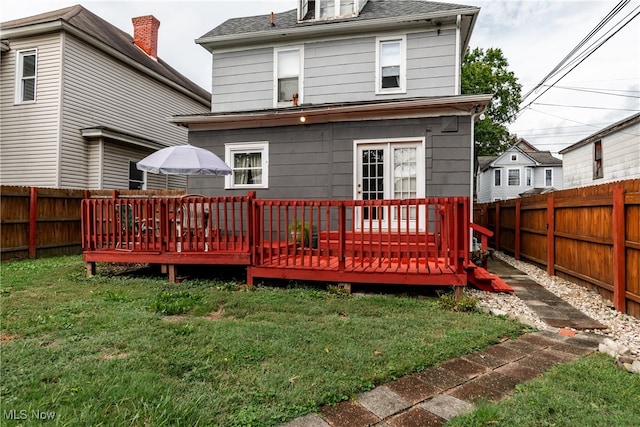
left=129, top=161, right=145, bottom=190
left=494, top=169, right=501, bottom=186
left=594, top=140, right=603, bottom=179
left=376, top=36, right=406, bottom=94
left=225, top=142, right=269, bottom=189
left=545, top=168, right=553, bottom=186
left=274, top=47, right=302, bottom=107
left=508, top=169, right=520, bottom=186
left=526, top=168, right=532, bottom=186
left=16, top=49, right=37, bottom=103
left=510, top=154, right=518, bottom=161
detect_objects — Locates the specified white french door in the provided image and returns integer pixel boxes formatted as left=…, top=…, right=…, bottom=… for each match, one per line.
left=354, top=139, right=425, bottom=230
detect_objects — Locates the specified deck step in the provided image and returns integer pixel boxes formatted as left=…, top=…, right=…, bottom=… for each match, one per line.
left=466, top=265, right=514, bottom=293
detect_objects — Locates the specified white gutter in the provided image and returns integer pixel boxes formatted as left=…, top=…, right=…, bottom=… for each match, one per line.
left=1, top=21, right=211, bottom=107
left=197, top=7, right=480, bottom=51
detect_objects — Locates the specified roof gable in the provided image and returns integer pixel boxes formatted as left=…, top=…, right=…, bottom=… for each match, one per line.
left=1, top=5, right=210, bottom=106
left=559, top=112, right=640, bottom=154
left=479, top=145, right=562, bottom=172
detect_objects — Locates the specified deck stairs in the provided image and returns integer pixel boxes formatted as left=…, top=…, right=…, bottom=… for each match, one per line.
left=466, top=263, right=514, bottom=293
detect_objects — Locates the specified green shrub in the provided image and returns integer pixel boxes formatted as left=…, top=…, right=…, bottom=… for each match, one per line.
left=438, top=293, right=480, bottom=312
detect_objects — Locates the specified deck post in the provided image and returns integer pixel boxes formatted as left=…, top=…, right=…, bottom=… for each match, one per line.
left=168, top=265, right=177, bottom=283
left=86, top=262, right=96, bottom=277
left=338, top=203, right=346, bottom=271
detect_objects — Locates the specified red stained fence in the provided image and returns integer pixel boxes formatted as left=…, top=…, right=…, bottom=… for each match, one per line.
left=474, top=179, right=640, bottom=317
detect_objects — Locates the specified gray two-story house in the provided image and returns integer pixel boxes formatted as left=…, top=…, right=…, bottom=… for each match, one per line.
left=0, top=5, right=211, bottom=190
left=173, top=0, right=491, bottom=204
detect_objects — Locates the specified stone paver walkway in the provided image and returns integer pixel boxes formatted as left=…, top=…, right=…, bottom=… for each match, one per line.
left=281, top=258, right=606, bottom=427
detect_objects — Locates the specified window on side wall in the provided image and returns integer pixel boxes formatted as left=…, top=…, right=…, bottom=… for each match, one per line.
left=494, top=169, right=501, bottom=186
left=526, top=168, right=532, bottom=186
left=508, top=169, right=520, bottom=186
left=275, top=47, right=302, bottom=107
left=545, top=169, right=553, bottom=186
left=129, top=161, right=145, bottom=190
left=594, top=141, right=603, bottom=179
left=225, top=142, right=269, bottom=189
left=376, top=36, right=406, bottom=94
left=16, top=49, right=37, bottom=103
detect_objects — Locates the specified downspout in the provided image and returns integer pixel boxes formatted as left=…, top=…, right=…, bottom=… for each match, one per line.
left=469, top=104, right=487, bottom=247
left=455, top=15, right=461, bottom=95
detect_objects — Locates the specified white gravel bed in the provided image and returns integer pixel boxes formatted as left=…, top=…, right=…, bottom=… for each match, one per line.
left=466, top=251, right=640, bottom=358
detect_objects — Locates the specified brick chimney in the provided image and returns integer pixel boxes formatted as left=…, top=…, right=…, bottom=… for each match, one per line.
left=132, top=15, right=160, bottom=59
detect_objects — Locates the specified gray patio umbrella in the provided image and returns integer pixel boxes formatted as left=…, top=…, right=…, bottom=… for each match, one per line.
left=137, top=144, right=232, bottom=176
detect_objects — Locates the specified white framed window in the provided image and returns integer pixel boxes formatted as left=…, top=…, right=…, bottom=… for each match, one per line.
left=129, top=161, right=146, bottom=190
left=15, top=49, right=37, bottom=103
left=510, top=154, right=518, bottom=161
left=274, top=46, right=303, bottom=107
left=375, top=36, right=406, bottom=94
left=494, top=169, right=501, bottom=186
left=225, top=142, right=269, bottom=189
left=508, top=169, right=520, bottom=186
left=545, top=168, right=553, bottom=187
left=526, top=168, right=532, bottom=186
left=594, top=141, right=603, bottom=179
left=316, top=0, right=357, bottom=19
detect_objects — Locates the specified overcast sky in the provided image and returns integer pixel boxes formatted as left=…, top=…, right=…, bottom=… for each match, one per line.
left=1, top=0, right=639, bottom=155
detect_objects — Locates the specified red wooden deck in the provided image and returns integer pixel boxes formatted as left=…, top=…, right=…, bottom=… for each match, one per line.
left=82, top=193, right=475, bottom=287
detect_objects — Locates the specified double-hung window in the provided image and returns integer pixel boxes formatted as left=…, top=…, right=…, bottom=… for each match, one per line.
left=376, top=36, right=406, bottom=94
left=525, top=168, right=532, bottom=186
left=317, top=0, right=357, bottom=19
left=545, top=169, right=553, bottom=186
left=274, top=47, right=302, bottom=107
left=16, top=49, right=37, bottom=103
left=508, top=169, right=520, bottom=186
left=225, top=142, right=269, bottom=189
left=494, top=169, right=501, bottom=186
left=129, top=161, right=146, bottom=190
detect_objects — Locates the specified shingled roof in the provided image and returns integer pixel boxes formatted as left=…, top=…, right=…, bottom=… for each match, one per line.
left=198, top=0, right=479, bottom=50
left=1, top=5, right=210, bottom=105
left=478, top=150, right=562, bottom=172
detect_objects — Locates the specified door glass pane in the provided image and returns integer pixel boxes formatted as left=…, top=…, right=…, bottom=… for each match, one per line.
left=393, top=147, right=417, bottom=220
left=361, top=149, right=384, bottom=220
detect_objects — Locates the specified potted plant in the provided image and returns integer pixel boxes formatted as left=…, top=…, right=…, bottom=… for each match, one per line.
left=288, top=220, right=310, bottom=247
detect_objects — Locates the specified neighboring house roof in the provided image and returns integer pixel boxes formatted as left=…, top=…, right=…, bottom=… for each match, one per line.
left=520, top=187, right=556, bottom=197
left=559, top=112, right=640, bottom=154
left=478, top=145, right=562, bottom=172
left=514, top=138, right=538, bottom=153
left=197, top=0, right=479, bottom=51
left=0, top=5, right=210, bottom=107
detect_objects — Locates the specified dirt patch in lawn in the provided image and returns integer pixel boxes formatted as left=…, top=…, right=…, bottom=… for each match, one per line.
left=207, top=306, right=225, bottom=321
left=0, top=333, right=19, bottom=344
left=98, top=353, right=128, bottom=361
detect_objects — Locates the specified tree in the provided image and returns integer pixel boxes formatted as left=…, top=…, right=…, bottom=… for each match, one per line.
left=462, top=47, right=522, bottom=156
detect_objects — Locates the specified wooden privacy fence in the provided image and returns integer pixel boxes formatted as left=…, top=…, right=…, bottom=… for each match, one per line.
left=474, top=179, right=640, bottom=317
left=0, top=186, right=184, bottom=261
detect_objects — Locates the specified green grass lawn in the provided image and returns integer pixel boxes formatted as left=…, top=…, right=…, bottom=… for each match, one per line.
left=448, top=352, right=640, bottom=426
left=1, top=256, right=527, bottom=426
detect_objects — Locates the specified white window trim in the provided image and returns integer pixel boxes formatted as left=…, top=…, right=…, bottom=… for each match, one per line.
left=525, top=168, right=532, bottom=186
left=545, top=168, right=553, bottom=187
left=314, top=0, right=360, bottom=20
left=510, top=154, right=518, bottom=162
left=15, top=48, right=37, bottom=104
left=494, top=169, right=502, bottom=187
left=225, top=141, right=269, bottom=189
left=273, top=46, right=304, bottom=108
left=375, top=35, right=407, bottom=95
left=507, top=168, right=520, bottom=186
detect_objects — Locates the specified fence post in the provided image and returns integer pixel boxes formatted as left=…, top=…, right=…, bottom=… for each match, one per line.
left=494, top=203, right=500, bottom=251
left=547, top=196, right=555, bottom=276
left=29, top=187, right=38, bottom=258
left=338, top=203, right=345, bottom=271
left=612, top=185, right=626, bottom=312
left=515, top=201, right=521, bottom=260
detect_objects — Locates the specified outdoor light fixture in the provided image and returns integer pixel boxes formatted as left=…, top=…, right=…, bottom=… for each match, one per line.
left=299, top=116, right=306, bottom=123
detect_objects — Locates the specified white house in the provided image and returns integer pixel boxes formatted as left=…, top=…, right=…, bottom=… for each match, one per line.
left=476, top=141, right=563, bottom=202
left=559, top=113, right=640, bottom=189
left=0, top=5, right=211, bottom=190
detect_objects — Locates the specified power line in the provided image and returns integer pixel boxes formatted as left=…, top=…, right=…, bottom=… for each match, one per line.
left=542, top=85, right=640, bottom=98
left=518, top=2, right=640, bottom=115
left=532, top=102, right=639, bottom=112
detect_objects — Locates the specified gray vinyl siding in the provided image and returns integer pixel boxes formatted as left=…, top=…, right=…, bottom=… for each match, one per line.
left=0, top=33, right=62, bottom=187
left=187, top=116, right=472, bottom=199
left=210, top=29, right=457, bottom=111
left=211, top=48, right=273, bottom=112
left=60, top=34, right=209, bottom=189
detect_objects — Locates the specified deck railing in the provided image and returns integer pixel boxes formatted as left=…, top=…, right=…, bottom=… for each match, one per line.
left=81, top=193, right=254, bottom=254
left=253, top=197, right=470, bottom=274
